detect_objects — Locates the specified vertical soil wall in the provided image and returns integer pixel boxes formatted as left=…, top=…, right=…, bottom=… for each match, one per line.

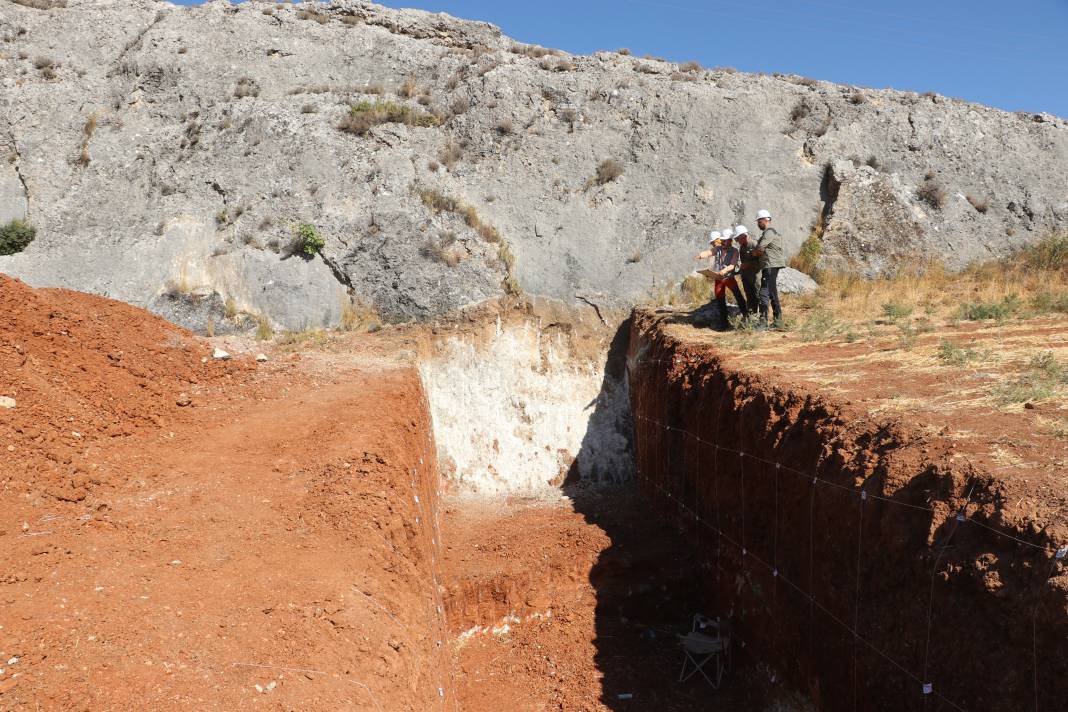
left=626, top=311, right=1067, bottom=712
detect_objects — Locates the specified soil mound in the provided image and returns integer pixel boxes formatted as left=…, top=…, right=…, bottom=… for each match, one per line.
left=0, top=275, right=247, bottom=501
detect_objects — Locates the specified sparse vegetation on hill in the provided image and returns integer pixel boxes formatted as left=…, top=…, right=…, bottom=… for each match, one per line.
left=339, top=100, right=439, bottom=135
left=11, top=0, right=67, bottom=9
left=916, top=178, right=947, bottom=209
left=589, top=159, right=624, bottom=188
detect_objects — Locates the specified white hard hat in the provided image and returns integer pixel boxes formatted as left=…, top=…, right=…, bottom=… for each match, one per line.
left=722, top=229, right=734, bottom=240
left=756, top=209, right=772, bottom=220
left=734, top=225, right=749, bottom=237
left=708, top=230, right=721, bottom=244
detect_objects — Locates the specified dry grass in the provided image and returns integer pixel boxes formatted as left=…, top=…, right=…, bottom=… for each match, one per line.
left=788, top=235, right=1068, bottom=326
left=439, top=140, right=463, bottom=169
left=234, top=77, right=260, bottom=99
left=588, top=158, right=624, bottom=188
left=450, top=96, right=470, bottom=116
left=916, top=179, right=946, bottom=209
left=340, top=297, right=380, bottom=332
left=494, top=118, right=514, bottom=135
left=967, top=194, right=990, bottom=213
left=422, top=232, right=464, bottom=267
left=789, top=208, right=826, bottom=275
left=12, top=0, right=67, bottom=8
left=339, top=100, right=439, bottom=135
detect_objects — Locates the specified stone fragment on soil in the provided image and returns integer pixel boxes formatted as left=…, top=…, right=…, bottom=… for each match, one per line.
left=0, top=396, right=15, bottom=409
left=176, top=393, right=191, bottom=407
left=256, top=353, right=268, bottom=362
left=212, top=348, right=231, bottom=360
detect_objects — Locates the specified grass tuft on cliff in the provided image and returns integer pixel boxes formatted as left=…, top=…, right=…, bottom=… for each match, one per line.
left=339, top=100, right=440, bottom=136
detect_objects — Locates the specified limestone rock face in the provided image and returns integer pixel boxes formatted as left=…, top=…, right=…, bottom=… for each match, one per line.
left=0, top=0, right=1064, bottom=330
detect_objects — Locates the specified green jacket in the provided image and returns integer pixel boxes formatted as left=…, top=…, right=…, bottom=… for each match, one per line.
left=757, top=227, right=786, bottom=269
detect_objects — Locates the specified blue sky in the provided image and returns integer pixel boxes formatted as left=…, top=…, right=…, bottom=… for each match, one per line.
left=172, top=1, right=1068, bottom=117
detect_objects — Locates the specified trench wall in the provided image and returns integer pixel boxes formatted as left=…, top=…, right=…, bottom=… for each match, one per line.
left=627, top=312, right=1067, bottom=712
left=419, top=309, right=632, bottom=496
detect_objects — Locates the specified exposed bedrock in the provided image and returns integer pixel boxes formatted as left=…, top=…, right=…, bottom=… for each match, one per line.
left=1, top=0, right=1065, bottom=330
left=625, top=310, right=1067, bottom=712
left=419, top=301, right=633, bottom=496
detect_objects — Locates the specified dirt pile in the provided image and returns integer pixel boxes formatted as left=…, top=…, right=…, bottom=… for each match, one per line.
left=0, top=274, right=251, bottom=501
left=627, top=308, right=1068, bottom=712
left=0, top=277, right=450, bottom=710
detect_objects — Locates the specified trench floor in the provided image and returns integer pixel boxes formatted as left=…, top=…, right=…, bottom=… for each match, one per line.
left=441, top=490, right=797, bottom=711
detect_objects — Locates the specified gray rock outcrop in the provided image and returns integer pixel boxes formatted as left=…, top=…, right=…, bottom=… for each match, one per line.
left=1, top=0, right=1064, bottom=330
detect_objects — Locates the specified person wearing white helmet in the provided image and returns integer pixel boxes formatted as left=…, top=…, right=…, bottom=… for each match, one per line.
left=750, top=209, right=785, bottom=327
left=733, top=225, right=760, bottom=318
left=694, top=230, right=747, bottom=329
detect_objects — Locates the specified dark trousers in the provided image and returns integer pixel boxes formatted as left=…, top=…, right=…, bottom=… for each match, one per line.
left=740, top=271, right=760, bottom=317
left=714, top=277, right=747, bottom=329
left=759, top=267, right=782, bottom=323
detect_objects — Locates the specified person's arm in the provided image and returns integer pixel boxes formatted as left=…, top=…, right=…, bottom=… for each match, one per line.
left=717, top=249, right=739, bottom=276
left=694, top=249, right=713, bottom=261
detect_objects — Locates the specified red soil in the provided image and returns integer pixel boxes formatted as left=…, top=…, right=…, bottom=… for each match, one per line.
left=0, top=276, right=449, bottom=710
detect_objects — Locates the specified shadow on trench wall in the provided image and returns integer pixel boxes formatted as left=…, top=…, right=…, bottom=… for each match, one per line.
left=561, top=313, right=786, bottom=711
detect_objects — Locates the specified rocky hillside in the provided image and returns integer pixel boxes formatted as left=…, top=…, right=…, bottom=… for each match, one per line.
left=1, top=0, right=1066, bottom=330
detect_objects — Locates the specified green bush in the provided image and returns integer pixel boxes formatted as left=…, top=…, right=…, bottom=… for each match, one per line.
left=957, top=295, right=1021, bottom=322
left=937, top=340, right=981, bottom=366
left=0, top=219, right=36, bottom=256
left=296, top=223, right=324, bottom=256
left=1019, top=233, right=1068, bottom=272
left=799, top=309, right=839, bottom=342
left=1031, top=291, right=1068, bottom=314
left=881, top=301, right=913, bottom=321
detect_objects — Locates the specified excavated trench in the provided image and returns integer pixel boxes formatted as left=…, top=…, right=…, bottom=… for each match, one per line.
left=410, top=305, right=1065, bottom=711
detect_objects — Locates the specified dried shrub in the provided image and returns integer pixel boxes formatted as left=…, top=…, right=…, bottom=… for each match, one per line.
left=297, top=8, right=329, bottom=24
left=865, top=155, right=880, bottom=170
left=439, top=141, right=463, bottom=169
left=967, top=195, right=990, bottom=214
left=680, top=60, right=703, bottom=73
left=417, top=94, right=432, bottom=107
left=849, top=92, right=867, bottom=105
left=449, top=96, right=470, bottom=116
left=339, top=15, right=362, bottom=26
left=338, top=100, right=439, bottom=135
left=789, top=100, right=811, bottom=124
left=494, top=118, right=514, bottom=135
left=593, top=158, right=624, bottom=186
left=301, top=103, right=318, bottom=114
left=917, top=179, right=947, bottom=209
left=512, top=44, right=557, bottom=59
left=262, top=7, right=274, bottom=14
left=539, top=57, right=574, bottom=72
left=234, top=77, right=260, bottom=99
left=714, top=66, right=737, bottom=74
left=445, top=73, right=461, bottom=91
left=427, top=160, right=440, bottom=172
left=617, top=48, right=631, bottom=56
left=422, top=232, right=464, bottom=267
left=399, top=77, right=418, bottom=99
left=670, top=72, right=698, bottom=83
left=11, top=0, right=68, bottom=8
left=793, top=76, right=818, bottom=87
